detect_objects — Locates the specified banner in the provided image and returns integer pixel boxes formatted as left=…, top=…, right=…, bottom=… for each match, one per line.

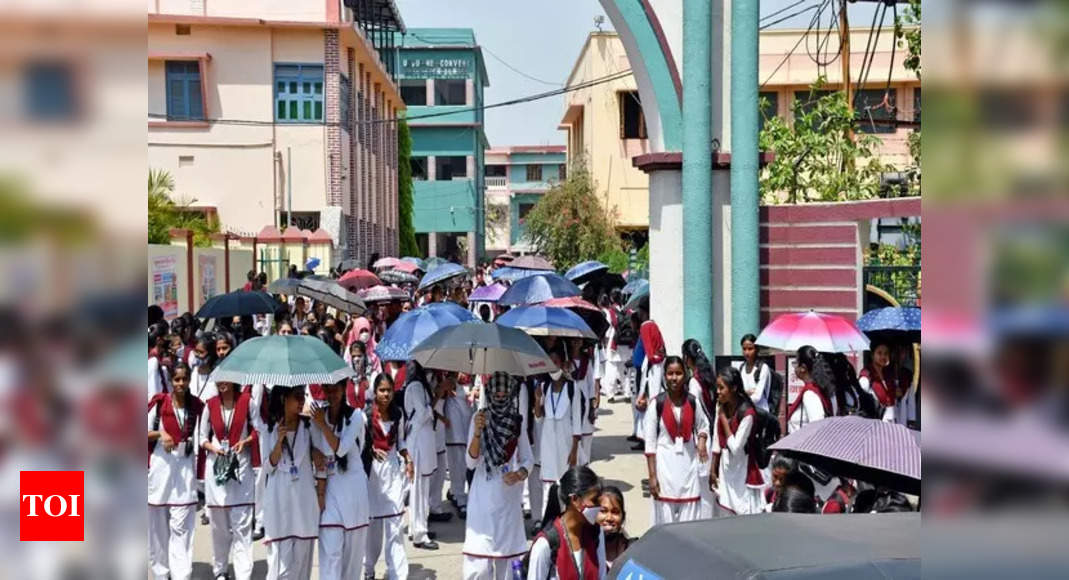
left=152, top=255, right=178, bottom=319
left=198, top=254, right=217, bottom=306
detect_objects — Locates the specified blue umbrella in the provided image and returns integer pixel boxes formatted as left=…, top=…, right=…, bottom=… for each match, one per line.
left=195, top=290, right=285, bottom=319
left=498, top=273, right=581, bottom=306
left=491, top=266, right=554, bottom=283
left=305, top=257, right=321, bottom=271
left=418, top=262, right=468, bottom=291
left=497, top=305, right=596, bottom=339
left=621, top=278, right=648, bottom=296
left=565, top=260, right=609, bottom=285
left=375, top=302, right=477, bottom=361
left=401, top=256, right=427, bottom=271
left=622, top=280, right=650, bottom=311
left=857, top=306, right=921, bottom=344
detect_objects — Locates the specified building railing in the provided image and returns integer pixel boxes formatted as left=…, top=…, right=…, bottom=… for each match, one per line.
left=486, top=176, right=508, bottom=187
left=863, top=265, right=921, bottom=309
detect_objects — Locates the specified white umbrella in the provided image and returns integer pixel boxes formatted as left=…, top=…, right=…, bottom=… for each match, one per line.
left=409, top=322, right=553, bottom=376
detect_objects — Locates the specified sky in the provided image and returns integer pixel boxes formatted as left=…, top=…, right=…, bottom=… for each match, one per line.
left=393, top=0, right=880, bottom=147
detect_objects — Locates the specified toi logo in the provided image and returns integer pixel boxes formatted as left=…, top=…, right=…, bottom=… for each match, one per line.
left=20, top=471, right=84, bottom=541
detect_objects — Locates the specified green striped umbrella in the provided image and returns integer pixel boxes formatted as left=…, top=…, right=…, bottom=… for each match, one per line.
left=209, top=335, right=354, bottom=386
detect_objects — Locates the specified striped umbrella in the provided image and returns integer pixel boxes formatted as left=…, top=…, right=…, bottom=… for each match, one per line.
left=209, top=335, right=354, bottom=387
left=294, top=279, right=367, bottom=314
left=358, top=285, right=409, bottom=303
left=756, top=310, right=870, bottom=353
left=769, top=416, right=920, bottom=494
left=373, top=257, right=404, bottom=271
left=379, top=269, right=420, bottom=285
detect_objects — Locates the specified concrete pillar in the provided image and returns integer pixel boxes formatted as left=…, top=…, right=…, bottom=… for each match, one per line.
left=427, top=155, right=436, bottom=181
left=465, top=79, right=474, bottom=106
left=730, top=0, right=761, bottom=351
left=425, top=79, right=434, bottom=106
left=647, top=169, right=684, bottom=354
left=466, top=155, right=475, bottom=179
left=682, top=0, right=714, bottom=352
left=428, top=232, right=437, bottom=257
left=466, top=232, right=476, bottom=267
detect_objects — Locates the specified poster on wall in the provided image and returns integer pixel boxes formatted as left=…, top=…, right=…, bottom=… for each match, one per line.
left=152, top=256, right=178, bottom=319
left=199, top=254, right=217, bottom=306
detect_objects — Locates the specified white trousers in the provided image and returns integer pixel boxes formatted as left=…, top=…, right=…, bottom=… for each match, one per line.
left=526, top=464, right=543, bottom=521
left=410, top=472, right=432, bottom=543
left=209, top=505, right=254, bottom=580
left=579, top=434, right=593, bottom=465
left=602, top=358, right=625, bottom=397
left=366, top=515, right=408, bottom=580
left=148, top=504, right=195, bottom=580
left=430, top=450, right=449, bottom=513
left=463, top=555, right=520, bottom=580
left=266, top=537, right=314, bottom=580
left=447, top=445, right=469, bottom=506
left=651, top=499, right=701, bottom=526
left=318, top=525, right=367, bottom=580
left=254, top=466, right=265, bottom=530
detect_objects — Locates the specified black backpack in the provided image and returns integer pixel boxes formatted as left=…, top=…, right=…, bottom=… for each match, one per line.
left=748, top=405, right=782, bottom=470
left=521, top=521, right=601, bottom=579
left=654, top=392, right=698, bottom=440
left=766, top=368, right=785, bottom=418
left=614, top=314, right=637, bottom=347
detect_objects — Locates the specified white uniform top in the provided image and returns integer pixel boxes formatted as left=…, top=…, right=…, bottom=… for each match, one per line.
left=573, top=359, right=595, bottom=436
left=463, top=412, right=534, bottom=558
left=642, top=393, right=710, bottom=501
left=147, top=400, right=198, bottom=506
left=788, top=390, right=828, bottom=433
left=536, top=380, right=584, bottom=482
left=258, top=419, right=320, bottom=541
left=189, top=369, right=218, bottom=403
left=712, top=410, right=761, bottom=514
left=368, top=415, right=407, bottom=518
left=858, top=376, right=897, bottom=423
left=404, top=381, right=438, bottom=476
left=434, top=397, right=447, bottom=454
left=733, top=360, right=772, bottom=412
left=198, top=401, right=255, bottom=507
left=639, top=359, right=664, bottom=401
left=527, top=528, right=607, bottom=580
left=444, top=389, right=473, bottom=445
left=688, top=378, right=714, bottom=481
left=147, top=357, right=168, bottom=400
left=313, top=409, right=370, bottom=530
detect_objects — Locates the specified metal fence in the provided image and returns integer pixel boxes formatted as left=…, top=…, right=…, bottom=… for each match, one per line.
left=863, top=265, right=921, bottom=309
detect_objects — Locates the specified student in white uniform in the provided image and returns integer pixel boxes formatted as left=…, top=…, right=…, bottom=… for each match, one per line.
left=199, top=380, right=259, bottom=580
left=463, top=372, right=533, bottom=580
left=534, top=351, right=583, bottom=520
left=148, top=331, right=170, bottom=400
left=643, top=356, right=709, bottom=526
left=310, top=380, right=370, bottom=580
left=681, top=339, right=719, bottom=519
left=147, top=362, right=204, bottom=580
left=189, top=337, right=218, bottom=403
left=403, top=360, right=440, bottom=550
left=787, top=346, right=835, bottom=433
left=526, top=466, right=606, bottom=580
left=444, top=372, right=474, bottom=517
left=859, top=341, right=903, bottom=423
left=734, top=334, right=771, bottom=412
left=569, top=340, right=597, bottom=466
left=634, top=305, right=666, bottom=445
left=711, top=366, right=766, bottom=515
left=365, top=374, right=412, bottom=580
left=258, top=385, right=320, bottom=580
left=428, top=372, right=454, bottom=523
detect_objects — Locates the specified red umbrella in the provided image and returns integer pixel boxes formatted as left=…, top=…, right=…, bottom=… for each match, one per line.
left=393, top=261, right=422, bottom=274
left=543, top=297, right=608, bottom=338
left=543, top=296, right=599, bottom=311
left=755, top=310, right=870, bottom=353
left=337, top=269, right=381, bottom=292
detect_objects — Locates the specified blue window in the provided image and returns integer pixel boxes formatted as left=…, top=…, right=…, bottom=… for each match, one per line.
left=24, top=62, right=76, bottom=121
left=275, top=64, right=324, bottom=123
left=165, top=61, right=204, bottom=121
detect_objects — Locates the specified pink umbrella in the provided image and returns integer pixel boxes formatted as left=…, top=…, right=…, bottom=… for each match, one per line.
left=542, top=296, right=599, bottom=311
left=468, top=282, right=507, bottom=302
left=359, top=285, right=409, bottom=303
left=337, top=269, right=382, bottom=292
left=510, top=255, right=554, bottom=270
left=393, top=261, right=422, bottom=274
left=373, top=257, right=403, bottom=271
left=755, top=310, right=870, bottom=353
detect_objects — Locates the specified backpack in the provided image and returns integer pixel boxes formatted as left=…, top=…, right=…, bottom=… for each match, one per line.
left=521, top=520, right=601, bottom=579
left=614, top=315, right=637, bottom=347
left=654, top=392, right=698, bottom=440
left=766, top=369, right=785, bottom=417
left=748, top=405, right=782, bottom=470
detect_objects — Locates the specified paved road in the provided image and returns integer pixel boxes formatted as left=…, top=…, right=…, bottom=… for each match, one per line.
left=191, top=397, right=652, bottom=579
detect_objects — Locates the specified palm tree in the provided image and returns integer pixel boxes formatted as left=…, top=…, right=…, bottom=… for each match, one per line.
left=147, top=168, right=219, bottom=245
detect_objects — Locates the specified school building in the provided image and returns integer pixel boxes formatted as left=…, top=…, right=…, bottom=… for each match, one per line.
left=395, top=28, right=490, bottom=265
left=484, top=146, right=568, bottom=256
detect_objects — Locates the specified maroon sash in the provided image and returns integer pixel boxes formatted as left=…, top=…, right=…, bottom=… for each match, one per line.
left=346, top=378, right=368, bottom=410
left=207, top=392, right=261, bottom=468
left=787, top=382, right=832, bottom=420
left=661, top=395, right=695, bottom=442
left=717, top=406, right=763, bottom=486
left=148, top=393, right=203, bottom=467
left=370, top=404, right=399, bottom=452
left=545, top=518, right=600, bottom=580
left=860, top=369, right=896, bottom=407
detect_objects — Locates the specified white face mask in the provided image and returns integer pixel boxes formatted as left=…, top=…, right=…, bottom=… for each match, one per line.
left=359, top=332, right=370, bottom=342
left=549, top=370, right=563, bottom=381
left=582, top=505, right=601, bottom=526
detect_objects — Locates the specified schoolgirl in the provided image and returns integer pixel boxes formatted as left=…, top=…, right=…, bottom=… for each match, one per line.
left=444, top=371, right=474, bottom=517
left=711, top=366, right=765, bottom=515
left=526, top=466, right=606, bottom=580
left=534, top=350, right=584, bottom=523
left=681, top=339, right=718, bottom=519
left=859, top=341, right=902, bottom=423
left=596, top=485, right=631, bottom=570
left=189, top=336, right=219, bottom=402
left=365, top=374, right=412, bottom=580
left=735, top=334, right=772, bottom=411
left=787, top=346, right=835, bottom=433
left=403, top=360, right=440, bottom=550
left=569, top=340, right=597, bottom=466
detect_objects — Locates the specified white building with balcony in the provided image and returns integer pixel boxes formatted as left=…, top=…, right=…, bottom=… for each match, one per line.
left=483, top=145, right=567, bottom=256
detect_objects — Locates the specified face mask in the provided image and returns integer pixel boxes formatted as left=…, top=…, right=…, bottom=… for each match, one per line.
left=549, top=370, right=563, bottom=381
left=359, top=332, right=370, bottom=342
left=582, top=505, right=601, bottom=526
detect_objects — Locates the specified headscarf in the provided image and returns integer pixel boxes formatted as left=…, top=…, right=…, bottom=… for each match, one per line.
left=483, top=371, right=522, bottom=476
left=639, top=320, right=666, bottom=365
left=345, top=317, right=380, bottom=371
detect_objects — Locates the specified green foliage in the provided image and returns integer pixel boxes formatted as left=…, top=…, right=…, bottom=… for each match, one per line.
left=147, top=168, right=218, bottom=247
left=895, top=0, right=921, bottom=79
left=597, top=248, right=629, bottom=273
left=524, top=160, right=620, bottom=269
left=486, top=203, right=509, bottom=238
left=864, top=222, right=921, bottom=267
left=397, top=119, right=419, bottom=257
left=635, top=243, right=649, bottom=276
left=759, top=82, right=887, bottom=204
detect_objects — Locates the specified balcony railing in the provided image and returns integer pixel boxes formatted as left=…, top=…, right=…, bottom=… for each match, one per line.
left=486, top=176, right=508, bottom=188
left=863, top=265, right=921, bottom=309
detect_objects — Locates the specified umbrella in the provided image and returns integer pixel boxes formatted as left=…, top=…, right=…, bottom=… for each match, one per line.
left=858, top=306, right=921, bottom=344
left=490, top=266, right=553, bottom=283
left=337, top=269, right=382, bottom=292
left=372, top=257, right=403, bottom=271
left=585, top=271, right=627, bottom=293
left=267, top=278, right=301, bottom=295
left=769, top=416, right=920, bottom=494
left=620, top=277, right=648, bottom=296
left=622, top=280, right=650, bottom=311
left=305, top=257, right=321, bottom=271
left=756, top=310, right=870, bottom=353
left=359, top=285, right=409, bottom=303
left=498, top=273, right=581, bottom=306
left=468, top=282, right=508, bottom=303
left=497, top=305, right=597, bottom=339
left=565, top=260, right=609, bottom=285
left=209, top=335, right=355, bottom=386
left=542, top=296, right=599, bottom=311
left=393, top=261, right=422, bottom=274
left=294, top=279, right=367, bottom=314
left=402, top=256, right=427, bottom=270
left=493, top=253, right=515, bottom=266
left=379, top=269, right=420, bottom=285
left=425, top=256, right=449, bottom=270
left=510, top=255, right=554, bottom=270
left=410, top=322, right=554, bottom=376
left=338, top=258, right=363, bottom=272
left=542, top=297, right=609, bottom=338
left=374, top=302, right=477, bottom=361
left=196, top=290, right=285, bottom=319
left=418, top=263, right=468, bottom=291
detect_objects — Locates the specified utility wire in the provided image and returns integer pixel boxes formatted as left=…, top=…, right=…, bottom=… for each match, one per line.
left=853, top=2, right=887, bottom=109
left=761, top=0, right=830, bottom=88
left=760, top=3, right=820, bottom=29
left=760, top=0, right=813, bottom=23
left=481, top=45, right=561, bottom=87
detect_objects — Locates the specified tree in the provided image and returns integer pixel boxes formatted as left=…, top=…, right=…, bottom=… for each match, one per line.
left=485, top=203, right=509, bottom=241
left=147, top=168, right=219, bottom=246
left=896, top=0, right=921, bottom=197
left=523, top=161, right=620, bottom=269
left=397, top=119, right=419, bottom=257
left=759, top=81, right=887, bottom=204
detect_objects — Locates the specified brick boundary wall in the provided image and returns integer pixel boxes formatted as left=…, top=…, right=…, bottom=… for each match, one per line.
left=324, top=30, right=342, bottom=207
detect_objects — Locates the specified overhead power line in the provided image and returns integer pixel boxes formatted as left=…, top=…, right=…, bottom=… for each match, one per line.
left=481, top=45, right=562, bottom=87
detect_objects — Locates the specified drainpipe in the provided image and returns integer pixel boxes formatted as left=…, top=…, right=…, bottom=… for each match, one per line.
left=731, top=0, right=761, bottom=350
left=682, top=0, right=714, bottom=352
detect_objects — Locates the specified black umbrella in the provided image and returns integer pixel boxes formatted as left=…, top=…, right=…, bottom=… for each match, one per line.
left=267, top=278, right=301, bottom=295
left=338, top=258, right=363, bottom=272
left=195, top=290, right=285, bottom=319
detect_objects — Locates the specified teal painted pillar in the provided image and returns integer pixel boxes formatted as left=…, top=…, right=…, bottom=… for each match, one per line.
left=731, top=0, right=761, bottom=353
left=682, top=0, right=714, bottom=351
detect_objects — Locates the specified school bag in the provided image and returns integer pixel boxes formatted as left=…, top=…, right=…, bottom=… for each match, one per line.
left=766, top=368, right=785, bottom=418
left=614, top=314, right=637, bottom=347
left=748, top=405, right=782, bottom=470
left=521, top=520, right=602, bottom=579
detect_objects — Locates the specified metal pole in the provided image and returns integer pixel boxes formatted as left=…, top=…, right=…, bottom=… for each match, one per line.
left=682, top=0, right=714, bottom=352
left=731, top=0, right=761, bottom=351
left=841, top=1, right=853, bottom=141
left=287, top=146, right=293, bottom=227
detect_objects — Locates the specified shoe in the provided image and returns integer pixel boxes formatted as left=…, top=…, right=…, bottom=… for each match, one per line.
left=427, top=531, right=437, bottom=540
left=252, top=528, right=265, bottom=541
left=523, top=508, right=531, bottom=520
left=630, top=442, right=644, bottom=450
left=429, top=512, right=453, bottom=523
left=626, top=435, right=640, bottom=443
left=201, top=512, right=210, bottom=526
left=414, top=540, right=439, bottom=550
left=459, top=507, right=467, bottom=520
